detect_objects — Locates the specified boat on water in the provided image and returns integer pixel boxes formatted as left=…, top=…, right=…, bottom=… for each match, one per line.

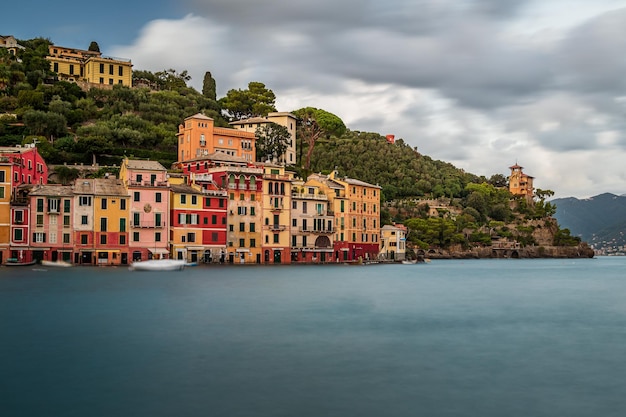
left=129, top=259, right=186, bottom=271
left=4, top=259, right=38, bottom=267
left=402, top=260, right=418, bottom=265
left=41, top=260, right=73, bottom=268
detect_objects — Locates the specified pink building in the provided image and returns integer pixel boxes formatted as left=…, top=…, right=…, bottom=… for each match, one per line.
left=119, top=159, right=171, bottom=261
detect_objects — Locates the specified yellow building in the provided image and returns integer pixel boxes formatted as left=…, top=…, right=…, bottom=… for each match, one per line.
left=47, top=44, right=133, bottom=88
left=0, top=161, right=11, bottom=263
left=509, top=163, right=534, bottom=204
left=91, top=178, right=130, bottom=265
left=177, top=113, right=256, bottom=164
left=230, top=112, right=297, bottom=165
left=380, top=224, right=406, bottom=261
left=261, top=163, right=293, bottom=264
left=308, top=170, right=381, bottom=261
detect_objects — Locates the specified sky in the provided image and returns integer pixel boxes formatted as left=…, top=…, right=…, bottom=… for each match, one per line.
left=3, top=0, right=626, bottom=199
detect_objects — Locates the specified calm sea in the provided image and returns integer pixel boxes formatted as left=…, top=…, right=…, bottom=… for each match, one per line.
left=1, top=258, right=626, bottom=417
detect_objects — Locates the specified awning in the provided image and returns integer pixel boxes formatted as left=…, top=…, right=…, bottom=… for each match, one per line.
left=149, top=248, right=170, bottom=255
left=186, top=246, right=204, bottom=250
left=235, top=248, right=250, bottom=253
left=96, top=249, right=120, bottom=253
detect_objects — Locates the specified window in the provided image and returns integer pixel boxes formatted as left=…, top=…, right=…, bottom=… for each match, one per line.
left=120, top=218, right=126, bottom=232
left=79, top=196, right=92, bottom=206
left=81, top=235, right=88, bottom=245
left=120, top=199, right=126, bottom=210
left=250, top=207, right=255, bottom=216
left=119, top=66, right=123, bottom=76
left=63, top=216, right=70, bottom=227
left=212, top=215, right=217, bottom=224
left=250, top=238, right=256, bottom=248
left=212, top=232, right=218, bottom=242
left=100, top=218, right=107, bottom=232
left=36, top=198, right=44, bottom=212
left=100, top=63, right=104, bottom=73
left=302, top=236, right=307, bottom=246
left=181, top=195, right=187, bottom=204
left=155, top=232, right=161, bottom=242
left=187, top=233, right=195, bottom=243
left=292, top=236, right=297, bottom=247
left=36, top=214, right=43, bottom=226
left=100, top=235, right=107, bottom=245
left=81, top=215, right=88, bottom=225
left=292, top=219, right=297, bottom=227
left=109, top=64, right=113, bottom=75
left=219, top=199, right=225, bottom=208
left=273, top=234, right=279, bottom=243
left=156, top=193, right=162, bottom=203
left=239, top=223, right=245, bottom=232
left=63, top=199, right=70, bottom=212
left=14, top=229, right=23, bottom=241
left=33, top=232, right=45, bottom=243
left=134, top=212, right=141, bottom=226
left=340, top=200, right=345, bottom=212
left=229, top=193, right=234, bottom=200
left=155, top=213, right=162, bottom=227
left=240, top=193, right=244, bottom=201
left=250, top=223, right=255, bottom=232
left=14, top=211, right=23, bottom=223
left=134, top=192, right=140, bottom=202
left=192, top=195, right=197, bottom=205
left=63, top=233, right=70, bottom=244
left=120, top=235, right=126, bottom=245
left=302, top=202, right=307, bottom=214
left=133, top=232, right=140, bottom=242
left=251, top=194, right=255, bottom=202
left=48, top=198, right=60, bottom=213
left=239, top=238, right=245, bottom=247
left=303, top=219, right=308, bottom=231
left=101, top=199, right=107, bottom=210
left=229, top=224, right=234, bottom=232
left=0, top=187, right=3, bottom=199
left=292, top=201, right=297, bottom=209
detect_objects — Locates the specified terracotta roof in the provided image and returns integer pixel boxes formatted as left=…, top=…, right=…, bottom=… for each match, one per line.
left=185, top=113, right=213, bottom=121
left=229, top=117, right=270, bottom=125
left=73, top=178, right=128, bottom=196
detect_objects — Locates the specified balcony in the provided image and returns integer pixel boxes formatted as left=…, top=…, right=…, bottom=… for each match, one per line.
left=291, top=192, right=328, bottom=201
left=131, top=221, right=166, bottom=228
left=128, top=180, right=168, bottom=188
left=298, top=227, right=336, bottom=234
left=268, top=224, right=286, bottom=232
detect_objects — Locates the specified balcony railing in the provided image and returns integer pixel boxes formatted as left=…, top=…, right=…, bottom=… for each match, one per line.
left=268, top=224, right=286, bottom=231
left=291, top=192, right=328, bottom=201
left=130, top=221, right=166, bottom=228
left=298, top=227, right=336, bottom=234
left=128, top=180, right=168, bottom=188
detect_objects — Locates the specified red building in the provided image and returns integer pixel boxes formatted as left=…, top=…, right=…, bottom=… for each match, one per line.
left=0, top=145, right=48, bottom=191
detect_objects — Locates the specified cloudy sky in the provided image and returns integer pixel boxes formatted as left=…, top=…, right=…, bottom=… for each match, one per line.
left=4, top=0, right=626, bottom=198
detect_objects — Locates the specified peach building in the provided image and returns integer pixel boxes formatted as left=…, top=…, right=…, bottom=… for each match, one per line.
left=230, top=112, right=297, bottom=165
left=509, top=163, right=534, bottom=204
left=177, top=113, right=256, bottom=163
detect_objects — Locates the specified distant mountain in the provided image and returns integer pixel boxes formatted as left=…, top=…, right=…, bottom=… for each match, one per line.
left=552, top=193, right=626, bottom=254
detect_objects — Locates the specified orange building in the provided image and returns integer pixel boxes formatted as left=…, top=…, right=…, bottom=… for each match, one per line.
left=508, top=163, right=534, bottom=204
left=177, top=113, right=256, bottom=163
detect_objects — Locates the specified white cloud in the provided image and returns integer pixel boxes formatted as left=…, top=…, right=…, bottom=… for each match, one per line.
left=110, top=2, right=626, bottom=198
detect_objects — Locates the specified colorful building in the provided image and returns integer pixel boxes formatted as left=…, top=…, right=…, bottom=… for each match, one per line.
left=290, top=179, right=335, bottom=263
left=0, top=145, right=48, bottom=191
left=380, top=224, right=407, bottom=261
left=261, top=164, right=293, bottom=264
left=47, top=44, right=133, bottom=88
left=230, top=112, right=297, bottom=165
left=177, top=113, right=256, bottom=163
left=28, top=185, right=74, bottom=263
left=73, top=178, right=129, bottom=265
left=509, top=163, right=534, bottom=204
left=0, top=160, right=11, bottom=263
left=190, top=172, right=228, bottom=263
left=9, top=185, right=31, bottom=264
left=119, top=159, right=170, bottom=261
left=169, top=183, right=207, bottom=263
left=308, top=171, right=381, bottom=262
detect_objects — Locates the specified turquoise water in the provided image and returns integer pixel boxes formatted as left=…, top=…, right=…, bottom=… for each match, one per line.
left=1, top=258, right=626, bottom=417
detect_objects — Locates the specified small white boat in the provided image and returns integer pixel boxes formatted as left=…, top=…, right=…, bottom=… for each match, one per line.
left=402, top=260, right=418, bottom=265
left=41, top=260, right=73, bottom=268
left=129, top=259, right=186, bottom=271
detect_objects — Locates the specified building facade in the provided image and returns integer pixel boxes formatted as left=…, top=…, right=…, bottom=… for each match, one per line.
left=261, top=164, right=292, bottom=264
left=47, top=44, right=133, bottom=88
left=177, top=113, right=256, bottom=163
left=290, top=180, right=335, bottom=263
left=509, top=163, right=534, bottom=204
left=119, top=159, right=170, bottom=261
left=28, top=185, right=74, bottom=263
left=380, top=224, right=407, bottom=261
left=230, top=112, right=297, bottom=165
